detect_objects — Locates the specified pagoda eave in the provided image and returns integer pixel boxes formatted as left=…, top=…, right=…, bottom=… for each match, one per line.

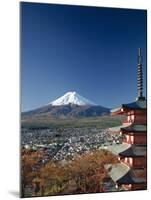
left=109, top=124, right=147, bottom=133
left=117, top=177, right=146, bottom=185
left=104, top=143, right=146, bottom=157
left=111, top=99, right=147, bottom=116
left=106, top=163, right=146, bottom=185
left=111, top=107, right=130, bottom=116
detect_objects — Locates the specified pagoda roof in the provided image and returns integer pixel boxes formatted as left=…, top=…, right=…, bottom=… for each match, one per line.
left=120, top=145, right=146, bottom=157
left=105, top=143, right=146, bottom=157
left=106, top=163, right=129, bottom=183
left=106, top=163, right=146, bottom=184
left=109, top=124, right=147, bottom=133
left=104, top=143, right=131, bottom=155
left=111, top=99, right=147, bottom=115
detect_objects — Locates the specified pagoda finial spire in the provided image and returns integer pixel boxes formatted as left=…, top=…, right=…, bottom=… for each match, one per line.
left=137, top=48, right=145, bottom=100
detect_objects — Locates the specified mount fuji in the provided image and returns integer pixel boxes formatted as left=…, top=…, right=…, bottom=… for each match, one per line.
left=22, top=91, right=110, bottom=119
left=49, top=91, right=96, bottom=106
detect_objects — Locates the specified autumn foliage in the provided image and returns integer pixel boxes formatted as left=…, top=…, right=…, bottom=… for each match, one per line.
left=67, top=150, right=118, bottom=193
left=21, top=149, right=118, bottom=197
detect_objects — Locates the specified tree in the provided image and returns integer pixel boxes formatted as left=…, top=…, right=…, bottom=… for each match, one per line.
left=21, top=148, right=45, bottom=197
left=67, top=150, right=118, bottom=193
left=40, top=160, right=70, bottom=195
left=21, top=148, right=118, bottom=196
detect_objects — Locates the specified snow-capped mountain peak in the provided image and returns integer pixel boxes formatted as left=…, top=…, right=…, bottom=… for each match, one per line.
left=49, top=91, right=96, bottom=106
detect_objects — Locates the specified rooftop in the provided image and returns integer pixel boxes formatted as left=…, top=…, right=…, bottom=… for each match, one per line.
left=103, top=143, right=146, bottom=157
left=111, top=99, right=147, bottom=115
left=109, top=124, right=147, bottom=133
left=106, top=163, right=146, bottom=184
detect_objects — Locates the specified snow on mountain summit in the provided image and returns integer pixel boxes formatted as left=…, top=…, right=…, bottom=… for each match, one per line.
left=49, top=91, right=96, bottom=106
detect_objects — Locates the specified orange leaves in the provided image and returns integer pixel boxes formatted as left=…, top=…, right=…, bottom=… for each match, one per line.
left=67, top=150, right=117, bottom=193
left=21, top=148, right=118, bottom=196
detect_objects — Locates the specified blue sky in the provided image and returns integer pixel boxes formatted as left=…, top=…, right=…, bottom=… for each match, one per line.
left=21, top=2, right=147, bottom=111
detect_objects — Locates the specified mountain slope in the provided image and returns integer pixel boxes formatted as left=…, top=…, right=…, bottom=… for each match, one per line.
left=22, top=91, right=110, bottom=119
left=22, top=104, right=110, bottom=119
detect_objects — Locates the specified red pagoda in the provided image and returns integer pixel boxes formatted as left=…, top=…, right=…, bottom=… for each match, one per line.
left=106, top=48, right=147, bottom=191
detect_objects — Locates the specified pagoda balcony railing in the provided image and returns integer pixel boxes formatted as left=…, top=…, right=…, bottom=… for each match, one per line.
left=123, top=120, right=133, bottom=124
